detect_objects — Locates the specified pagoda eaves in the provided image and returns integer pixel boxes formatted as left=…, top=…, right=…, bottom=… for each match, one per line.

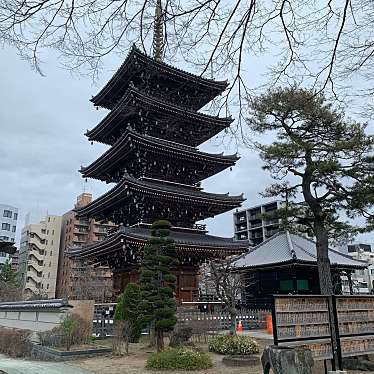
left=68, top=226, right=247, bottom=263
left=80, top=128, right=238, bottom=184
left=91, top=45, right=228, bottom=111
left=86, top=87, right=233, bottom=146
left=75, top=174, right=244, bottom=226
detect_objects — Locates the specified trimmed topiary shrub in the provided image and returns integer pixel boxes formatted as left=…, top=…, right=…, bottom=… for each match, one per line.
left=146, top=348, right=213, bottom=370
left=208, top=335, right=259, bottom=355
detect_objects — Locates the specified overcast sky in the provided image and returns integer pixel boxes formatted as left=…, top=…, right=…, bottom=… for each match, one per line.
left=0, top=45, right=373, bottom=246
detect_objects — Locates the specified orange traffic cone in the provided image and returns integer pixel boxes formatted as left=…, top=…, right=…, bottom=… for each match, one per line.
left=266, top=314, right=273, bottom=334
left=236, top=320, right=244, bottom=333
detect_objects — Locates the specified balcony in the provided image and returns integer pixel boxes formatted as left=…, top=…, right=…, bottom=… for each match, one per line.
left=249, top=213, right=262, bottom=220
left=74, top=226, right=88, bottom=234
left=76, top=220, right=89, bottom=227
left=249, top=222, right=262, bottom=229
left=73, top=235, right=88, bottom=243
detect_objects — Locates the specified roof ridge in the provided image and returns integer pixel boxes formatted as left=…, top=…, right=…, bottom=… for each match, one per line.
left=286, top=231, right=297, bottom=260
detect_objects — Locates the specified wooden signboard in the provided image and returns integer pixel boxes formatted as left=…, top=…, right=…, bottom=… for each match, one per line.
left=273, top=296, right=333, bottom=360
left=273, top=295, right=374, bottom=362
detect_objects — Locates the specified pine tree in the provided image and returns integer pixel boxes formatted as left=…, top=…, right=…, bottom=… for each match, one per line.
left=249, top=87, right=374, bottom=295
left=139, top=220, right=178, bottom=352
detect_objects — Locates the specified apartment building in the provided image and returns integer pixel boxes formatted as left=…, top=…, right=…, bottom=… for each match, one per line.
left=341, top=244, right=374, bottom=294
left=56, top=193, right=116, bottom=301
left=19, top=215, right=62, bottom=298
left=0, top=204, right=18, bottom=263
left=233, top=201, right=282, bottom=245
left=10, top=250, right=20, bottom=272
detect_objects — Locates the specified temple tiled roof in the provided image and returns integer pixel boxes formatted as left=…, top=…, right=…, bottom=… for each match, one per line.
left=68, top=226, right=248, bottom=260
left=0, top=299, right=72, bottom=311
left=86, top=87, right=233, bottom=146
left=80, top=128, right=238, bottom=181
left=75, top=173, right=245, bottom=219
left=91, top=45, right=228, bottom=110
left=231, top=231, right=367, bottom=270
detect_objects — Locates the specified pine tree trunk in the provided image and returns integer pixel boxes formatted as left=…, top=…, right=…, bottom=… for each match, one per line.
left=315, top=220, right=333, bottom=295
left=156, top=328, right=164, bottom=352
left=315, top=219, right=340, bottom=368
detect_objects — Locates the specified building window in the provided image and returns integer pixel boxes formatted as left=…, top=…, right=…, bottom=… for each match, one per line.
left=371, top=269, right=374, bottom=275
left=41, top=229, right=46, bottom=234
left=1, top=223, right=10, bottom=231
left=11, top=238, right=14, bottom=243
left=297, top=279, right=309, bottom=291
left=0, top=236, right=9, bottom=241
left=12, top=226, right=16, bottom=233
left=50, top=251, right=52, bottom=256
left=3, top=210, right=12, bottom=218
left=13, top=213, right=18, bottom=220
left=47, top=284, right=49, bottom=289
left=280, top=280, right=293, bottom=292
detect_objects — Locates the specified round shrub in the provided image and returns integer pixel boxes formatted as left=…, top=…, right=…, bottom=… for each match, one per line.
left=208, top=335, right=259, bottom=356
left=146, top=348, right=213, bottom=370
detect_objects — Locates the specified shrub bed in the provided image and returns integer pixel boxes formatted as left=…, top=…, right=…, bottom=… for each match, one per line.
left=208, top=335, right=259, bottom=356
left=38, top=313, right=91, bottom=348
left=146, top=348, right=213, bottom=370
left=0, top=328, right=32, bottom=357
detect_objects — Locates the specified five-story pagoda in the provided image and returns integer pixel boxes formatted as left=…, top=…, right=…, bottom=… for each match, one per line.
left=68, top=0, right=247, bottom=302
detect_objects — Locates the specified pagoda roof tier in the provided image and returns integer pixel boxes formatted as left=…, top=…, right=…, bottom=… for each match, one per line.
left=86, top=87, right=233, bottom=146
left=75, top=174, right=245, bottom=225
left=80, top=129, right=239, bottom=184
left=67, top=226, right=248, bottom=262
left=91, top=45, right=228, bottom=110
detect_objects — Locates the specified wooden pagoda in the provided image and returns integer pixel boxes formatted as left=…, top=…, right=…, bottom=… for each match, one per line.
left=69, top=3, right=247, bottom=302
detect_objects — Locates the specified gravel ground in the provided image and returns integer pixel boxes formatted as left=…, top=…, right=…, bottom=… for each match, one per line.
left=70, top=338, right=374, bottom=374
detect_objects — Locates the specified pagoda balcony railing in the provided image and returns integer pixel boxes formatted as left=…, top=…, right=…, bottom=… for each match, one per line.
left=193, top=224, right=206, bottom=231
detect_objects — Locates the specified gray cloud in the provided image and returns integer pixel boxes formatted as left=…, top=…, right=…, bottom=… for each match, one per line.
left=0, top=47, right=373, bottom=246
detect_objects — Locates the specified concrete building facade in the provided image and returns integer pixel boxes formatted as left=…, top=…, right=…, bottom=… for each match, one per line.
left=56, top=193, right=116, bottom=302
left=233, top=201, right=282, bottom=245
left=19, top=215, right=62, bottom=298
left=342, top=244, right=374, bottom=294
left=0, top=204, right=18, bottom=263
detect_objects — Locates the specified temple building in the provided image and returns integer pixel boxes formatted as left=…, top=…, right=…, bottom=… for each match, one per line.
left=231, top=231, right=367, bottom=308
left=68, top=1, right=247, bottom=302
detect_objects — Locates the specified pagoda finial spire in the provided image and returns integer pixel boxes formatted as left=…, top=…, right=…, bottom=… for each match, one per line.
left=152, top=0, right=164, bottom=61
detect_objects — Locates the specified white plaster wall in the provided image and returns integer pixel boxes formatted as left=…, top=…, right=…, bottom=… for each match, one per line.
left=0, top=309, right=67, bottom=332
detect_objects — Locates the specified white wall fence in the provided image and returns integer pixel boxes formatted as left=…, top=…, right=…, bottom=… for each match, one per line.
left=0, top=299, right=72, bottom=340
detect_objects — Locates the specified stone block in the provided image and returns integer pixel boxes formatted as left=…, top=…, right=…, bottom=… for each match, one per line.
left=262, top=345, right=314, bottom=374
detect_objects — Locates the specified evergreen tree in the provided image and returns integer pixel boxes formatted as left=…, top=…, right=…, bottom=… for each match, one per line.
left=249, top=87, right=374, bottom=295
left=0, top=259, right=22, bottom=301
left=0, top=259, right=18, bottom=284
left=114, top=283, right=142, bottom=342
left=139, top=220, right=178, bottom=352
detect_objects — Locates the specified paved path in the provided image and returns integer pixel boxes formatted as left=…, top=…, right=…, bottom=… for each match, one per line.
left=0, top=355, right=94, bottom=374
